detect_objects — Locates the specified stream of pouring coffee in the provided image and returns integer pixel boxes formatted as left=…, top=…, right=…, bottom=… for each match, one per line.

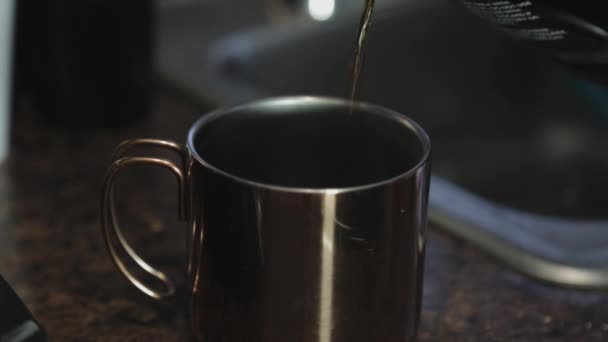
left=350, top=0, right=375, bottom=106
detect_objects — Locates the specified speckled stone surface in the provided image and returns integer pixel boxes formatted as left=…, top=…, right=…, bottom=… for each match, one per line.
left=1, top=93, right=607, bottom=341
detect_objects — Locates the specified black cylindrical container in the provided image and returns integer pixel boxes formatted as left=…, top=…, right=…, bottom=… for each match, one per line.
left=15, top=0, right=155, bottom=128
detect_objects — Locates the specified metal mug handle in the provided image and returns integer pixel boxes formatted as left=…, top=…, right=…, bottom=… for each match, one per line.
left=101, top=139, right=188, bottom=300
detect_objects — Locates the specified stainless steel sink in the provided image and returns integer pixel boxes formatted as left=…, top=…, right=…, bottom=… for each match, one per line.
left=159, top=0, right=608, bottom=288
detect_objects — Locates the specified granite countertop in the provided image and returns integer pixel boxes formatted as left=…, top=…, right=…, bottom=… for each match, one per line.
left=0, top=90, right=606, bottom=341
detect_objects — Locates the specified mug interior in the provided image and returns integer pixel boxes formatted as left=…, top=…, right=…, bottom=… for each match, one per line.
left=189, top=98, right=429, bottom=189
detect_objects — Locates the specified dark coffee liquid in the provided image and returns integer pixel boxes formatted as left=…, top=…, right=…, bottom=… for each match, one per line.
left=350, top=0, right=375, bottom=104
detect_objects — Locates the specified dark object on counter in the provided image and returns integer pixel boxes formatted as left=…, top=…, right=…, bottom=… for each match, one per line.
left=14, top=0, right=155, bottom=128
left=457, top=1, right=608, bottom=85
left=0, top=275, right=47, bottom=342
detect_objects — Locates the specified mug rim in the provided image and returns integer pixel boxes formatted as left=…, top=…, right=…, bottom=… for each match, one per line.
left=186, top=96, right=431, bottom=194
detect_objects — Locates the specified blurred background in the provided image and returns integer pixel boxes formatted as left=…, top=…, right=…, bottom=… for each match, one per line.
left=1, top=0, right=608, bottom=340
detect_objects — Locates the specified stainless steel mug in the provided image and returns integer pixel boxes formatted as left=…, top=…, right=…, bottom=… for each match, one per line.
left=101, top=96, right=431, bottom=342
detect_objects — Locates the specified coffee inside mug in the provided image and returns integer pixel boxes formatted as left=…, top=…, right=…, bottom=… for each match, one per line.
left=190, top=98, right=428, bottom=189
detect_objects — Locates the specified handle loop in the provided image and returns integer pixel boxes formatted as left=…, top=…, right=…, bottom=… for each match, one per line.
left=101, top=139, right=187, bottom=300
